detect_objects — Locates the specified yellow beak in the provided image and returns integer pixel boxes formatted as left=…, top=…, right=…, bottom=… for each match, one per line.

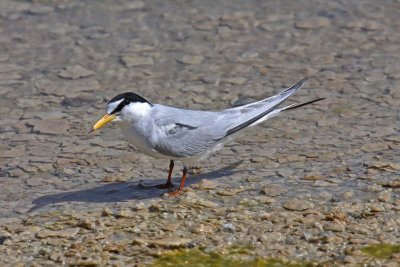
left=89, top=114, right=116, bottom=133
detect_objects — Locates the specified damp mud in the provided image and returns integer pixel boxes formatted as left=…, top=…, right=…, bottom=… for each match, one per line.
left=0, top=0, right=399, bottom=266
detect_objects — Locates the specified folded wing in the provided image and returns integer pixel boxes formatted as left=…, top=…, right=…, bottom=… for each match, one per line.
left=150, top=78, right=313, bottom=158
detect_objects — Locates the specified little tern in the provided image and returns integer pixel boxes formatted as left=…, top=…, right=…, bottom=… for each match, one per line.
left=90, top=78, right=323, bottom=196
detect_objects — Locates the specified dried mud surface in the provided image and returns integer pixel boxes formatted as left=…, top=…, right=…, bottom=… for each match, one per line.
left=0, top=0, right=399, bottom=266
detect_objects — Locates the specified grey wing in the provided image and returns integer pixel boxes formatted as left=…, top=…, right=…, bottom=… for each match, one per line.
left=220, top=78, right=307, bottom=135
left=149, top=78, right=306, bottom=157
left=150, top=106, right=228, bottom=158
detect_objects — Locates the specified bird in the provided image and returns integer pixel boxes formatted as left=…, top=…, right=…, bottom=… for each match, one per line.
left=90, top=78, right=324, bottom=196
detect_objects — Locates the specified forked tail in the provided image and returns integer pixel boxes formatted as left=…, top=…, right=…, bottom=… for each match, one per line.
left=280, top=97, right=325, bottom=112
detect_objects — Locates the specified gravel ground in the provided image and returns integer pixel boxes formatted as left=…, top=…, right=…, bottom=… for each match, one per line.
left=0, top=0, right=399, bottom=266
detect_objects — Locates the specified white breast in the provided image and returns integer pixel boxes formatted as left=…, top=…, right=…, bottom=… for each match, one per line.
left=119, top=120, right=169, bottom=159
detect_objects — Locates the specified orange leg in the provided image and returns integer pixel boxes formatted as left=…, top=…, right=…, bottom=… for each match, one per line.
left=156, top=160, right=174, bottom=189
left=168, top=166, right=188, bottom=197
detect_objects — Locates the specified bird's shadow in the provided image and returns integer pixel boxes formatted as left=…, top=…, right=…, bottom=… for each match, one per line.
left=29, top=161, right=244, bottom=213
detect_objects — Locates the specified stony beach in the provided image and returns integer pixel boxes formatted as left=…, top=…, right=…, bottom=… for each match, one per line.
left=0, top=0, right=399, bottom=266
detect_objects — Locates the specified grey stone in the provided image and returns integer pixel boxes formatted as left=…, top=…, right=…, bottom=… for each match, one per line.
left=283, top=199, right=314, bottom=211
left=30, top=119, right=69, bottom=135
left=133, top=237, right=192, bottom=247
left=121, top=55, right=154, bottom=67
left=36, top=228, right=80, bottom=239
left=58, top=65, right=95, bottom=80
left=296, top=17, right=330, bottom=29
left=177, top=55, right=204, bottom=65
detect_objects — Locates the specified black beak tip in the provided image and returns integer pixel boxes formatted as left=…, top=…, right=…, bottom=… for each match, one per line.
left=88, top=127, right=94, bottom=134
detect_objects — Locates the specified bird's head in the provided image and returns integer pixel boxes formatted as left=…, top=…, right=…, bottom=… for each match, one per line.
left=89, top=92, right=152, bottom=133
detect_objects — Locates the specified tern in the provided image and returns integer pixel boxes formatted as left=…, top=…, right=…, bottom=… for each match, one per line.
left=90, top=78, right=323, bottom=196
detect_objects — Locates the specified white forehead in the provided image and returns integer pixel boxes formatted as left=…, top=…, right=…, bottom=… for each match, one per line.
left=106, top=99, right=123, bottom=114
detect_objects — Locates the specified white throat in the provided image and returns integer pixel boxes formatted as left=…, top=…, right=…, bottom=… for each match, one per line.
left=121, top=102, right=152, bottom=122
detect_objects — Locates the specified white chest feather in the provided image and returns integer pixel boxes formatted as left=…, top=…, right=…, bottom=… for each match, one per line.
left=118, top=102, right=168, bottom=159
left=119, top=122, right=160, bottom=157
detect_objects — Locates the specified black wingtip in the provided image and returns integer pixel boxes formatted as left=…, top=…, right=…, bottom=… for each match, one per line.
left=282, top=77, right=308, bottom=94
left=299, top=77, right=308, bottom=84
left=295, top=77, right=308, bottom=87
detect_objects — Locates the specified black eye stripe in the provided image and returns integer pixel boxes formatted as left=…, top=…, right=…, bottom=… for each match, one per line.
left=108, top=92, right=152, bottom=114
left=110, top=101, right=125, bottom=114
